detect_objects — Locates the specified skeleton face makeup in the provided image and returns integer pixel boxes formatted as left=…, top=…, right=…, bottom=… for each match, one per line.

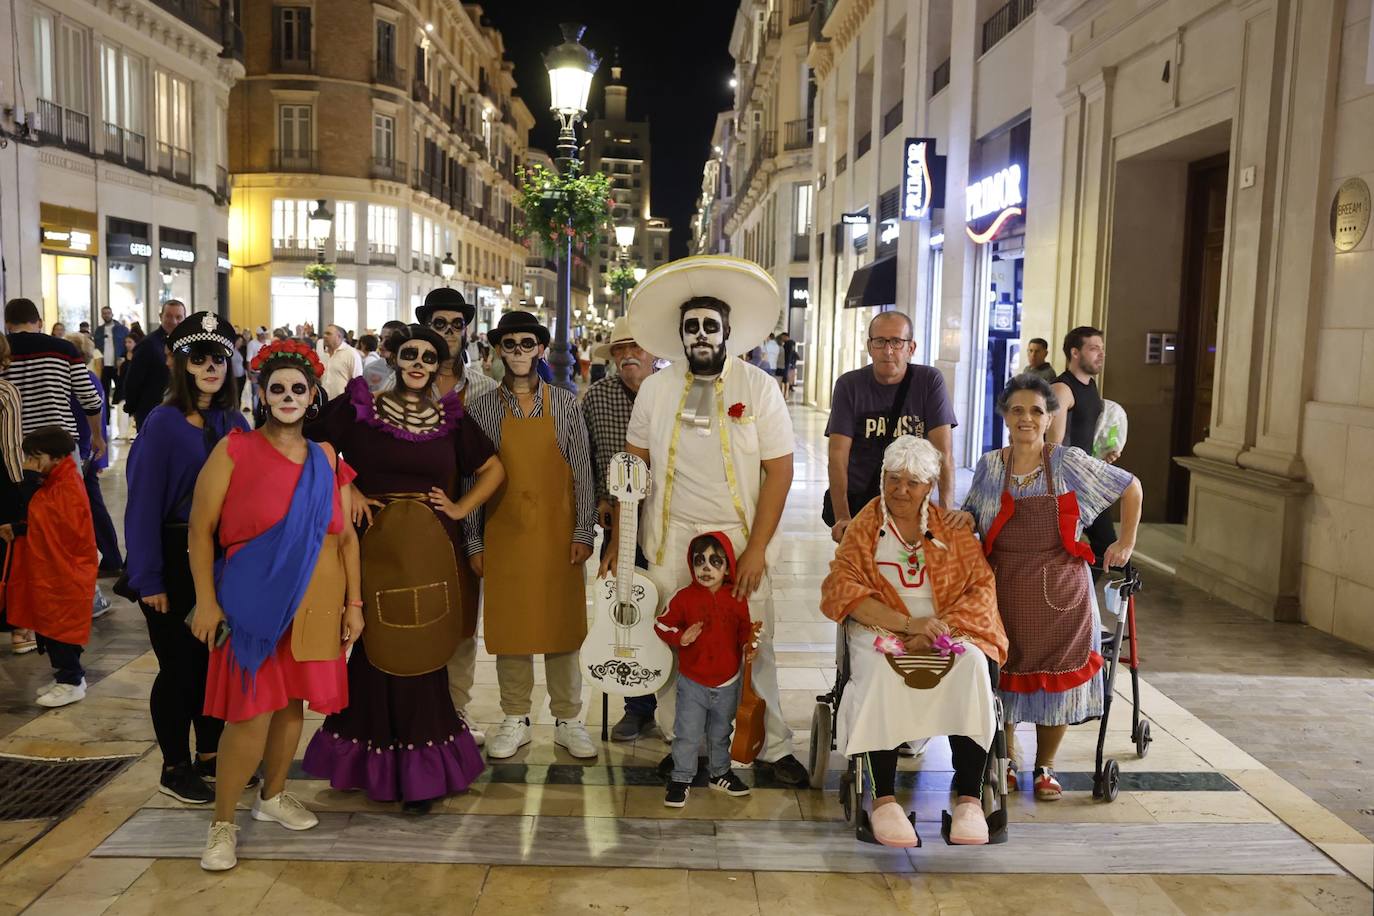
left=396, top=340, right=440, bottom=392
left=691, top=543, right=728, bottom=591
left=427, top=309, right=467, bottom=362
left=680, top=307, right=729, bottom=376
left=186, top=349, right=228, bottom=395
left=262, top=366, right=312, bottom=425
left=500, top=334, right=543, bottom=378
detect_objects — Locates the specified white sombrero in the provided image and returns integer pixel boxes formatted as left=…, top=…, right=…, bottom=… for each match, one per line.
left=627, top=255, right=779, bottom=360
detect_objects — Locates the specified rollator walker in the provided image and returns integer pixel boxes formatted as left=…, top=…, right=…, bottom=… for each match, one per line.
left=1093, top=565, right=1152, bottom=801
left=805, top=626, right=1010, bottom=845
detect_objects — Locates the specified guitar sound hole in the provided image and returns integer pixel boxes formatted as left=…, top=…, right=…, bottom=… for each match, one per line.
left=614, top=602, right=640, bottom=627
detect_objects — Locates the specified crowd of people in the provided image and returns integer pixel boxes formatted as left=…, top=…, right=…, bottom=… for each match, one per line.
left=0, top=252, right=1140, bottom=867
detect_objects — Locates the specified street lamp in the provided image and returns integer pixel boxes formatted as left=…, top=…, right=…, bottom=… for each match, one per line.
left=614, top=220, right=637, bottom=318
left=534, top=294, right=545, bottom=308
left=543, top=22, right=599, bottom=391
left=500, top=281, right=514, bottom=299
left=440, top=252, right=456, bottom=283
left=308, top=199, right=333, bottom=332
left=633, top=266, right=647, bottom=283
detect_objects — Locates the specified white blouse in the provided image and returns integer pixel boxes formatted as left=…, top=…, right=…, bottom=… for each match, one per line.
left=874, top=521, right=936, bottom=620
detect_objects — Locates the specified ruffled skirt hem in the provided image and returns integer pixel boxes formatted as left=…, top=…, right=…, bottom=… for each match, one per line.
left=301, top=727, right=485, bottom=803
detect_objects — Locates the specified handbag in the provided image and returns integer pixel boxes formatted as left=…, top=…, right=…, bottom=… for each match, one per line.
left=822, top=365, right=915, bottom=526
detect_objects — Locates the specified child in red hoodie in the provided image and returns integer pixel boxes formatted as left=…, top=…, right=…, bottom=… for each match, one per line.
left=655, top=532, right=759, bottom=808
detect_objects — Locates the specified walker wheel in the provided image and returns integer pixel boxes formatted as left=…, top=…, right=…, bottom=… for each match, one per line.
left=807, top=702, right=832, bottom=790
left=1102, top=759, right=1120, bottom=803
left=1134, top=720, right=1152, bottom=758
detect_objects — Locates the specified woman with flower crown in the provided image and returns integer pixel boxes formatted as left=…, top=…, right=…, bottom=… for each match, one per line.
left=188, top=338, right=363, bottom=871
left=299, top=323, right=504, bottom=815
left=819, top=435, right=1007, bottom=849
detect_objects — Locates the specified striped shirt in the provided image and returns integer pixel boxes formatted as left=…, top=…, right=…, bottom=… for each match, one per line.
left=465, top=382, right=596, bottom=553
left=2, top=332, right=103, bottom=436
left=0, top=380, right=24, bottom=483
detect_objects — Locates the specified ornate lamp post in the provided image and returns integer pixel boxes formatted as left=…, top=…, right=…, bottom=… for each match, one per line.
left=543, top=22, right=599, bottom=391
left=308, top=198, right=333, bottom=333
left=440, top=252, right=456, bottom=284
left=614, top=220, right=636, bottom=317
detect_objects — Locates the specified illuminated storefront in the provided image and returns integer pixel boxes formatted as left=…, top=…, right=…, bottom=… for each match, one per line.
left=39, top=205, right=99, bottom=332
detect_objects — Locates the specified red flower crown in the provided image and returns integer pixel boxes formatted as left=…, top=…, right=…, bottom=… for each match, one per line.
left=250, top=338, right=324, bottom=379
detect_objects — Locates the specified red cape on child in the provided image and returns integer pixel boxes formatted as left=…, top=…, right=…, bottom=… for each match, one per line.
left=7, top=457, right=97, bottom=646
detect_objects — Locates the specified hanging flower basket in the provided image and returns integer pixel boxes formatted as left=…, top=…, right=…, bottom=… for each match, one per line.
left=608, top=264, right=640, bottom=296
left=515, top=161, right=614, bottom=258
left=304, top=262, right=337, bottom=292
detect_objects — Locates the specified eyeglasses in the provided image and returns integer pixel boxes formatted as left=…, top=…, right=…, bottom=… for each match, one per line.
left=428, top=317, right=465, bottom=333
left=500, top=336, right=540, bottom=353
left=868, top=337, right=913, bottom=351
left=189, top=354, right=228, bottom=367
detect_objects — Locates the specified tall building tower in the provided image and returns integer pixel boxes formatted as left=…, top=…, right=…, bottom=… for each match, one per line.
left=227, top=0, right=533, bottom=334
left=583, top=66, right=670, bottom=318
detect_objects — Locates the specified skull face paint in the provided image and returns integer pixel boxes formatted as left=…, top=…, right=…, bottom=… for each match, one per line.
left=396, top=340, right=440, bottom=392
left=500, top=334, right=543, bottom=379
left=690, top=541, right=728, bottom=591
left=680, top=307, right=729, bottom=376
left=262, top=366, right=312, bottom=425
left=186, top=349, right=228, bottom=395
left=426, top=309, right=467, bottom=365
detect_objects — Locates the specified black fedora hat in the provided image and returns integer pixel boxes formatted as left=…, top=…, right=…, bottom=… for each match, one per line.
left=487, top=310, right=550, bottom=347
left=415, top=287, right=475, bottom=326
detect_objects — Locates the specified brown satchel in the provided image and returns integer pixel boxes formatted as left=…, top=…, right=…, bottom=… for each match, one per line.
left=360, top=498, right=464, bottom=676
left=730, top=655, right=767, bottom=764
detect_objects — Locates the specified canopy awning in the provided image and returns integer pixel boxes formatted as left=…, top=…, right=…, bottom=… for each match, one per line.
left=844, top=255, right=897, bottom=309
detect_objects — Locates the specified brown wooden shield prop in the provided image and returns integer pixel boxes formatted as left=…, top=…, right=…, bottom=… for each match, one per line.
left=360, top=499, right=464, bottom=676
left=885, top=652, right=955, bottom=689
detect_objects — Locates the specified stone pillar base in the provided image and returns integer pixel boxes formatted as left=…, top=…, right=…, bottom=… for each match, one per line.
left=1173, top=456, right=1312, bottom=623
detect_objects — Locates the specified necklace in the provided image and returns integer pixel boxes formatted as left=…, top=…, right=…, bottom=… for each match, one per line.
left=887, top=521, right=925, bottom=576
left=1010, top=465, right=1043, bottom=491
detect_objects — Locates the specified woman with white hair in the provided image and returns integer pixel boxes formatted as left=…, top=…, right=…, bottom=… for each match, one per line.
left=820, top=435, right=1007, bottom=848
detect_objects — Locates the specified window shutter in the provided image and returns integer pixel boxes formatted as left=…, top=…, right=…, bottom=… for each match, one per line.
left=299, top=9, right=312, bottom=60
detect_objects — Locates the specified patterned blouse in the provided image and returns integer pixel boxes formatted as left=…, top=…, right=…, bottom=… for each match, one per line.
left=962, top=445, right=1133, bottom=541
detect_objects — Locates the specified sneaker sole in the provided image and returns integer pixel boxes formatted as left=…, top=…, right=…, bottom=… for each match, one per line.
left=663, top=797, right=688, bottom=808
left=35, top=694, right=85, bottom=708
left=200, top=856, right=237, bottom=871
left=159, top=784, right=213, bottom=805
left=709, top=785, right=751, bottom=797
left=485, top=735, right=531, bottom=759
left=554, top=740, right=598, bottom=759
left=251, top=808, right=318, bottom=831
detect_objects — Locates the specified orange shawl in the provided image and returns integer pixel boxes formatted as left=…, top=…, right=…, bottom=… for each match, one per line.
left=819, top=499, right=1007, bottom=666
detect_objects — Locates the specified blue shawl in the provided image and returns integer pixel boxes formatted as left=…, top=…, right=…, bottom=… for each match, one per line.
left=216, top=440, right=334, bottom=678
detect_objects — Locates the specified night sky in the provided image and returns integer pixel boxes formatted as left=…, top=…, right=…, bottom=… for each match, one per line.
left=478, top=1, right=739, bottom=259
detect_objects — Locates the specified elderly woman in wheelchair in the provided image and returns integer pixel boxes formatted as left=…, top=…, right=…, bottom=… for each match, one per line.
left=819, top=436, right=1008, bottom=848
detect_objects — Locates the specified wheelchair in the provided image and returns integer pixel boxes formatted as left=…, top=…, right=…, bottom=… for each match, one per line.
left=805, top=624, right=1010, bottom=845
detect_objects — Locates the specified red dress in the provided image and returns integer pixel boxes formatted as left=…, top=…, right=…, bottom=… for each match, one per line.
left=203, top=429, right=356, bottom=723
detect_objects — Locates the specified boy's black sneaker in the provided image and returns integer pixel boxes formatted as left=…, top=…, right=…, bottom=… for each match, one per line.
left=708, top=770, right=751, bottom=797
left=159, top=763, right=213, bottom=804
left=193, top=757, right=262, bottom=790
left=664, top=781, right=690, bottom=808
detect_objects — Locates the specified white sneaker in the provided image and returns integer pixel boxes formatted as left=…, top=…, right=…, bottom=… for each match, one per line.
left=200, top=820, right=239, bottom=871
left=34, top=679, right=56, bottom=698
left=457, top=708, right=485, bottom=747
left=36, top=680, right=87, bottom=708
left=251, top=790, right=318, bottom=831
left=486, top=716, right=531, bottom=759
left=554, top=719, right=597, bottom=759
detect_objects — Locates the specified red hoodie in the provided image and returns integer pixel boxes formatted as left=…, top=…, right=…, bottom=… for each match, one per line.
left=654, top=531, right=754, bottom=688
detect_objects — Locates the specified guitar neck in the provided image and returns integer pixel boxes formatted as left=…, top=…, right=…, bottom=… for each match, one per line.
left=615, top=497, right=640, bottom=598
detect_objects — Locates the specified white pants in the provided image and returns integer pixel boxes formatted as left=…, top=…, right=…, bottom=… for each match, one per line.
left=645, top=523, right=794, bottom=763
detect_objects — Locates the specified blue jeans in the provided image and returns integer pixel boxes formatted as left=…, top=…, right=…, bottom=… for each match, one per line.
left=671, top=674, right=741, bottom=783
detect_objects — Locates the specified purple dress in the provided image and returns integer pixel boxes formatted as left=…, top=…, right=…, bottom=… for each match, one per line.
left=301, top=377, right=493, bottom=802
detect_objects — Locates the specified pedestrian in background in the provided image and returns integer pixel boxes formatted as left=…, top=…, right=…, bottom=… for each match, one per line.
left=123, top=299, right=188, bottom=428
left=1023, top=337, right=1057, bottom=383
left=1049, top=326, right=1118, bottom=577
left=66, top=333, right=121, bottom=578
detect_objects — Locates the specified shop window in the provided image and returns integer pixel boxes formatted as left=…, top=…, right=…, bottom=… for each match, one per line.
left=334, top=201, right=356, bottom=256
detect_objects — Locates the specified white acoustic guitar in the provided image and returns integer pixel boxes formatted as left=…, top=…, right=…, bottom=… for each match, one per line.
left=581, top=452, right=671, bottom=696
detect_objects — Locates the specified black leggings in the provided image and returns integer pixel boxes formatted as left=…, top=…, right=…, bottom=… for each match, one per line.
left=141, top=600, right=222, bottom=769
left=868, top=736, right=989, bottom=799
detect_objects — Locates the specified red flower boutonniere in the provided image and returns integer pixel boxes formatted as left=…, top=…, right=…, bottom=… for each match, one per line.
left=728, top=402, right=746, bottom=419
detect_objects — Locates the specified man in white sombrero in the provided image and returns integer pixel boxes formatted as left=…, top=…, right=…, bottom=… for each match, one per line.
left=603, top=254, right=809, bottom=787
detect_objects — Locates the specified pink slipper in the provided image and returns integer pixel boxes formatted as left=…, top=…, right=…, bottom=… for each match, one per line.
left=948, top=798, right=989, bottom=845
left=871, top=800, right=920, bottom=848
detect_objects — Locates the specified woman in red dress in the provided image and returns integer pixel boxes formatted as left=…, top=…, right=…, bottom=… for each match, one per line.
left=187, top=339, right=363, bottom=872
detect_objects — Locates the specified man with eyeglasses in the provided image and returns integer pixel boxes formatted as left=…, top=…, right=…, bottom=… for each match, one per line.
left=465, top=310, right=598, bottom=762
left=825, top=311, right=957, bottom=544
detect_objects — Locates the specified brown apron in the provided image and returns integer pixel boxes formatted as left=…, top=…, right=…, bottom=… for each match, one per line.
left=360, top=497, right=465, bottom=676
left=291, top=533, right=345, bottom=662
left=985, top=446, right=1094, bottom=686
left=482, top=386, right=587, bottom=655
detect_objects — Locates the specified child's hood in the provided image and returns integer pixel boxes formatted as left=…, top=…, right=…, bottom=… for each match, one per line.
left=685, top=531, right=738, bottom=582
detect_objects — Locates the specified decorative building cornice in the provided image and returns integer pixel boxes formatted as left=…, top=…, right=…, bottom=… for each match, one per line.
left=820, top=0, right=878, bottom=59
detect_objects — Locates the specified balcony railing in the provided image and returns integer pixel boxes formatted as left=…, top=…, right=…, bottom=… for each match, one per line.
left=783, top=118, right=813, bottom=151
left=336, top=246, right=355, bottom=263
left=882, top=101, right=903, bottom=136
left=369, top=156, right=407, bottom=182
left=271, top=49, right=313, bottom=73
left=157, top=141, right=192, bottom=182
left=789, top=0, right=812, bottom=25
left=126, top=131, right=146, bottom=169
left=981, top=0, right=1036, bottom=54
left=272, top=239, right=316, bottom=260
left=412, top=79, right=431, bottom=107
left=931, top=58, right=951, bottom=96
left=372, top=62, right=406, bottom=90
left=369, top=243, right=398, bottom=265
left=855, top=131, right=871, bottom=160
left=102, top=121, right=123, bottom=161
left=270, top=148, right=318, bottom=172
left=64, top=110, right=90, bottom=152
left=809, top=0, right=837, bottom=45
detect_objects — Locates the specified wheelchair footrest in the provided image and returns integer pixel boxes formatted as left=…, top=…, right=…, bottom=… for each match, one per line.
left=939, top=806, right=1010, bottom=845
